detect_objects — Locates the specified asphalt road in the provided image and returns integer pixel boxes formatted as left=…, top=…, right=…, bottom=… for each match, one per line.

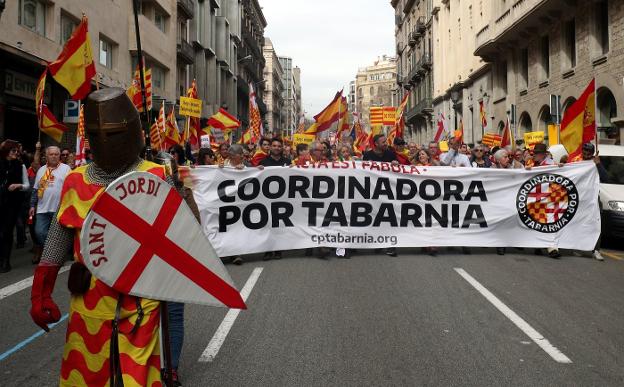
left=1, top=244, right=624, bottom=387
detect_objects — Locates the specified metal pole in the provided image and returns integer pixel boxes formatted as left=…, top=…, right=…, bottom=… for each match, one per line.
left=132, top=0, right=152, bottom=159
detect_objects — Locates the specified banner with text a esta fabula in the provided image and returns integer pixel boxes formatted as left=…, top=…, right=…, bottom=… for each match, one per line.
left=191, top=161, right=600, bottom=256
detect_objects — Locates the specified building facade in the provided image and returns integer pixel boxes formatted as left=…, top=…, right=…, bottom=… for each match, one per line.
left=474, top=0, right=623, bottom=145
left=278, top=56, right=300, bottom=137
left=0, top=0, right=179, bottom=148
left=293, top=65, right=302, bottom=123
left=354, top=55, right=398, bottom=129
left=236, top=0, right=267, bottom=133
left=393, top=0, right=435, bottom=144
left=262, top=37, right=284, bottom=135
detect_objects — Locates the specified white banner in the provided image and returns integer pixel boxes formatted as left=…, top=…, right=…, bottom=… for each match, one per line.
left=191, top=161, right=600, bottom=256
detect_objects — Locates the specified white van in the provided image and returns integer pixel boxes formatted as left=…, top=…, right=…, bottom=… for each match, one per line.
left=597, top=145, right=624, bottom=242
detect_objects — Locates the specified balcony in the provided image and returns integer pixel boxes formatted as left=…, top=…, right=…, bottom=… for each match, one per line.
left=420, top=53, right=432, bottom=69
left=403, top=0, right=417, bottom=14
left=405, top=97, right=433, bottom=122
left=395, top=14, right=403, bottom=26
left=177, top=0, right=194, bottom=19
left=396, top=41, right=404, bottom=54
left=416, top=17, right=426, bottom=33
left=474, top=0, right=566, bottom=58
left=177, top=39, right=194, bottom=64
left=408, top=35, right=416, bottom=47
left=408, top=65, right=420, bottom=83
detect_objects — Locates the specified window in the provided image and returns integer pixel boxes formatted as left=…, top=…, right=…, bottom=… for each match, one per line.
left=60, top=13, right=78, bottom=44
left=99, top=37, right=113, bottom=69
left=152, top=65, right=165, bottom=89
left=519, top=48, right=529, bottom=89
left=19, top=0, right=46, bottom=36
left=540, top=35, right=550, bottom=80
left=595, top=0, right=609, bottom=55
left=155, top=11, right=166, bottom=33
left=497, top=61, right=507, bottom=97
left=563, top=19, right=576, bottom=68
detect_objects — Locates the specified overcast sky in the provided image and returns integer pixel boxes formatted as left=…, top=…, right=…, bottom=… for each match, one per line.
left=261, top=0, right=395, bottom=117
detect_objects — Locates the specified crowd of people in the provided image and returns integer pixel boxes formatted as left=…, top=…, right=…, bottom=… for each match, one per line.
left=0, top=140, right=93, bottom=273
left=162, top=131, right=605, bottom=263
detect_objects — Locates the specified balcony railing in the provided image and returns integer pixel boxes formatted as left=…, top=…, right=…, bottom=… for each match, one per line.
left=416, top=16, right=426, bottom=32
left=420, top=53, right=432, bottom=69
left=177, top=39, right=194, bottom=64
left=405, top=97, right=433, bottom=121
left=408, top=31, right=417, bottom=47
left=178, top=0, right=194, bottom=19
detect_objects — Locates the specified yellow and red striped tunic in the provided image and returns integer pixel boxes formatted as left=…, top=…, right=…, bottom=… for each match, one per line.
left=57, top=162, right=165, bottom=387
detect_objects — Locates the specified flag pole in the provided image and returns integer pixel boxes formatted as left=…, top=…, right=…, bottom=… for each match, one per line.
left=593, top=78, right=599, bottom=155
left=132, top=0, right=152, bottom=159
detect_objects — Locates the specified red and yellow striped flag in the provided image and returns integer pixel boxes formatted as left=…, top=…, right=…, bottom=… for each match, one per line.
left=75, top=104, right=87, bottom=166
left=48, top=16, right=95, bottom=100
left=164, top=107, right=181, bottom=148
left=305, top=90, right=344, bottom=135
left=39, top=105, right=67, bottom=142
left=127, top=63, right=152, bottom=112
left=560, top=79, right=596, bottom=161
left=207, top=108, right=240, bottom=132
left=335, top=96, right=350, bottom=140
left=370, top=106, right=383, bottom=126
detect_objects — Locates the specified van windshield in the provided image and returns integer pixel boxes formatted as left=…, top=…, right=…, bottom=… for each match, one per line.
left=601, top=156, right=624, bottom=185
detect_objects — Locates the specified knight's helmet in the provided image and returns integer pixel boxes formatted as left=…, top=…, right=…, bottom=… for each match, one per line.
left=84, top=88, right=144, bottom=172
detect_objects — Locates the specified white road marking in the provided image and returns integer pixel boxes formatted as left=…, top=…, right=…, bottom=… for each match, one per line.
left=454, top=268, right=572, bottom=364
left=199, top=267, right=264, bottom=362
left=0, top=265, right=70, bottom=301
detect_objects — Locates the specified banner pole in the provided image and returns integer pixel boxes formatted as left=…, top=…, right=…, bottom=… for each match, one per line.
left=132, top=0, right=152, bottom=159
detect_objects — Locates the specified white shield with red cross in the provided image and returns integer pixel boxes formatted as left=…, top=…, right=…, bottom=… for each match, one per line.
left=80, top=171, right=246, bottom=309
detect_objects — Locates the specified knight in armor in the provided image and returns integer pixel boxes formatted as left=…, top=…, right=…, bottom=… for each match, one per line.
left=29, top=88, right=168, bottom=386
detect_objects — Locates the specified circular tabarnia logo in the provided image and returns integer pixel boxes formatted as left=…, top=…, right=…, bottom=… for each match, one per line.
left=516, top=173, right=579, bottom=233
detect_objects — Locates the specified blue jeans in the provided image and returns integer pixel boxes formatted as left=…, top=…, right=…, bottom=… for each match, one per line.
left=35, top=212, right=55, bottom=246
left=167, top=302, right=184, bottom=369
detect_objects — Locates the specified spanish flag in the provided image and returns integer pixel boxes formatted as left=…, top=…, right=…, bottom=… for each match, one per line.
left=305, top=90, right=344, bottom=135
left=39, top=105, right=67, bottom=142
left=48, top=16, right=96, bottom=100
left=250, top=149, right=268, bottom=166
left=206, top=108, right=240, bottom=132
left=335, top=96, right=350, bottom=139
left=560, top=79, right=596, bottom=161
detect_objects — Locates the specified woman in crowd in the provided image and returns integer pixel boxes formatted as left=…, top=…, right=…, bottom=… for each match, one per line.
left=338, top=145, right=353, bottom=161
left=169, top=144, right=190, bottom=166
left=1, top=140, right=30, bottom=273
left=196, top=148, right=216, bottom=166
left=470, top=145, right=492, bottom=168
left=217, top=143, right=230, bottom=164
left=413, top=149, right=438, bottom=166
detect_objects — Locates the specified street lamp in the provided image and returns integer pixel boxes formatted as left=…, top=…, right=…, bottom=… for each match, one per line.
left=450, top=89, right=461, bottom=132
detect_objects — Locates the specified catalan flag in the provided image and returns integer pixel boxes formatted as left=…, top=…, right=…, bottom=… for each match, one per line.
left=560, top=79, right=596, bottom=161
left=296, top=115, right=305, bottom=134
left=482, top=132, right=503, bottom=147
left=305, top=90, right=344, bottom=135
left=185, top=79, right=200, bottom=147
left=242, top=82, right=263, bottom=144
left=48, top=16, right=95, bottom=100
left=164, top=106, right=181, bottom=148
left=370, top=106, right=383, bottom=127
left=250, top=148, right=268, bottom=166
left=127, top=62, right=152, bottom=112
left=149, top=120, right=162, bottom=150
left=35, top=70, right=46, bottom=115
left=75, top=104, right=87, bottom=166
